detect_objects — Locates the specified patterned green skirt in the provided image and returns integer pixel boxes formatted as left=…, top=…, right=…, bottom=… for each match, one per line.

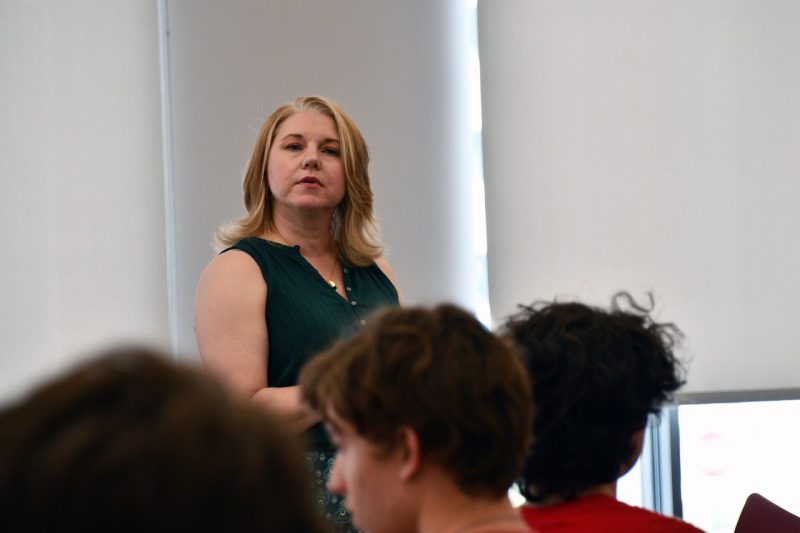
left=306, top=451, right=359, bottom=533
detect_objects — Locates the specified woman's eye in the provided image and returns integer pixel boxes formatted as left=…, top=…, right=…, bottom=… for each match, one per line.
left=322, top=147, right=340, bottom=157
left=285, top=143, right=302, bottom=151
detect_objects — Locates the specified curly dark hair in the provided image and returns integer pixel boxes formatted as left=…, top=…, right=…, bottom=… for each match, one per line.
left=501, top=292, right=686, bottom=502
left=300, top=304, right=533, bottom=498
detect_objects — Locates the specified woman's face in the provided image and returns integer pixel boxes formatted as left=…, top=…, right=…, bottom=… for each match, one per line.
left=267, top=110, right=346, bottom=215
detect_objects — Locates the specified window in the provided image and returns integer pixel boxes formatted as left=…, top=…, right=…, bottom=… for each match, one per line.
left=676, top=398, right=800, bottom=532
left=620, top=398, right=800, bottom=533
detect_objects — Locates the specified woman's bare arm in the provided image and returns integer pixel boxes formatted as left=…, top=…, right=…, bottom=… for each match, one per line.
left=194, top=250, right=319, bottom=433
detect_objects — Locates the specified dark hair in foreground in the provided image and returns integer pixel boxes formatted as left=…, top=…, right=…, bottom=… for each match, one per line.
left=300, top=304, right=533, bottom=497
left=502, top=292, right=686, bottom=503
left=0, top=347, right=323, bottom=533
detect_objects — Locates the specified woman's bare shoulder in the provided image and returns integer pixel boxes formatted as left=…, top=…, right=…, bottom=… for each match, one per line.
left=198, top=250, right=262, bottom=287
left=195, top=250, right=268, bottom=318
left=374, top=256, right=403, bottom=305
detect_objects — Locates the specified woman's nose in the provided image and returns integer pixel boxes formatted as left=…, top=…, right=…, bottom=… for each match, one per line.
left=301, top=151, right=320, bottom=169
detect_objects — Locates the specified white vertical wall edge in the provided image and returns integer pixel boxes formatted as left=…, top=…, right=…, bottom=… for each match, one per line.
left=157, top=0, right=180, bottom=358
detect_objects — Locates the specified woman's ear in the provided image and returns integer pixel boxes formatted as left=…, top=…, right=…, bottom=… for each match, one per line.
left=397, top=426, right=422, bottom=481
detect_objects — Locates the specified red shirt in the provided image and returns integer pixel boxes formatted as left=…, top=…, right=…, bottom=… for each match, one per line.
left=520, top=494, right=705, bottom=532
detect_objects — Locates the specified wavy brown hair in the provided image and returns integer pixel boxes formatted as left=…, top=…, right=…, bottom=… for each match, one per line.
left=300, top=304, right=533, bottom=498
left=0, top=346, right=324, bottom=533
left=215, top=95, right=383, bottom=266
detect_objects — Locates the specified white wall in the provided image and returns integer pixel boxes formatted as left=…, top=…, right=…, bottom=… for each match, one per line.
left=479, top=1, right=800, bottom=394
left=162, top=0, right=481, bottom=361
left=0, top=1, right=170, bottom=401
left=8, top=0, right=794, bottom=399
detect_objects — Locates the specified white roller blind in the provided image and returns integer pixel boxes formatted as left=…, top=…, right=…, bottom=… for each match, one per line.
left=0, top=1, right=170, bottom=401
left=479, top=1, right=800, bottom=394
left=162, top=0, right=481, bottom=360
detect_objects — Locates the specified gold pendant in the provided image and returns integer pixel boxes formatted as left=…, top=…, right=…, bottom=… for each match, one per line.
left=327, top=279, right=337, bottom=289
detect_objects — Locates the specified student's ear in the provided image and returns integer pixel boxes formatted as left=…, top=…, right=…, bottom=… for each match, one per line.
left=397, top=426, right=422, bottom=481
left=631, top=428, right=646, bottom=457
left=619, top=428, right=646, bottom=477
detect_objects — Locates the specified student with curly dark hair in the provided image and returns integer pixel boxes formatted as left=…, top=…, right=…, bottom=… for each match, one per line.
left=0, top=347, right=325, bottom=533
left=300, top=304, right=534, bottom=533
left=502, top=292, right=704, bottom=532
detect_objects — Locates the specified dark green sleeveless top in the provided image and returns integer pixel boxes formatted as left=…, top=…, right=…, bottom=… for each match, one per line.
left=224, top=237, right=399, bottom=450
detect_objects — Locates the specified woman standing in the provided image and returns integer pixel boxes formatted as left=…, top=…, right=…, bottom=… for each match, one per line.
left=195, top=96, right=401, bottom=531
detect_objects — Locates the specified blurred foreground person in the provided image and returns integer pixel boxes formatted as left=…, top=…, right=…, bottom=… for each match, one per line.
left=300, top=304, right=534, bottom=533
left=502, top=292, right=704, bottom=532
left=0, top=346, right=325, bottom=533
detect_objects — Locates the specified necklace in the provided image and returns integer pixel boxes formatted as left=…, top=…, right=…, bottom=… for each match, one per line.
left=325, top=255, right=338, bottom=289
left=271, top=225, right=338, bottom=290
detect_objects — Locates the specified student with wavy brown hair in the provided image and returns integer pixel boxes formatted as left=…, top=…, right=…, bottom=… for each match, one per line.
left=502, top=292, right=704, bottom=532
left=195, top=95, right=401, bottom=531
left=0, top=346, right=325, bottom=533
left=300, top=304, right=534, bottom=533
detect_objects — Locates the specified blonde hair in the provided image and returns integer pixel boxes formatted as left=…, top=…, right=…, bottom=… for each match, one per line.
left=215, top=96, right=383, bottom=266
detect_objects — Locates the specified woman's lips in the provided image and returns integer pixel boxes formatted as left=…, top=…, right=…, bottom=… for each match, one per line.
left=299, top=176, right=321, bottom=186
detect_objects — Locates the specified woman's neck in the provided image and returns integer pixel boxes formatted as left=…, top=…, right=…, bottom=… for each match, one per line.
left=267, top=211, right=334, bottom=257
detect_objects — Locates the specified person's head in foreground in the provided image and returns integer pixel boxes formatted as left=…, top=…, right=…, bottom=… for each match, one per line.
left=300, top=304, right=534, bottom=533
left=502, top=292, right=703, bottom=532
left=0, top=346, right=323, bottom=533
